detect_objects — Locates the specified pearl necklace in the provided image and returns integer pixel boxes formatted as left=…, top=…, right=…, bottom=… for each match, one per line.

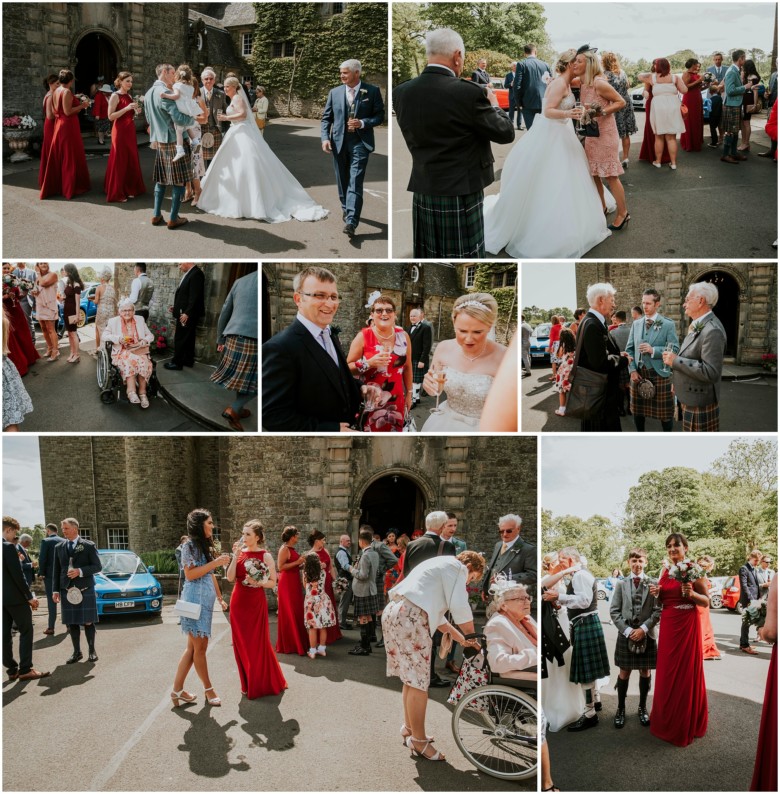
left=374, top=328, right=395, bottom=340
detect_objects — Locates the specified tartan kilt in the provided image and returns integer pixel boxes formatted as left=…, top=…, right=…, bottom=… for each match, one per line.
left=412, top=191, right=485, bottom=259
left=629, top=368, right=674, bottom=421
left=153, top=141, right=192, bottom=186
left=353, top=593, right=380, bottom=617
left=60, top=587, right=99, bottom=625
left=200, top=124, right=223, bottom=161
left=722, top=104, right=741, bottom=136
left=210, top=335, right=257, bottom=394
left=614, top=632, right=658, bottom=670
left=681, top=402, right=720, bottom=432
left=569, top=613, right=610, bottom=684
left=412, top=361, right=427, bottom=384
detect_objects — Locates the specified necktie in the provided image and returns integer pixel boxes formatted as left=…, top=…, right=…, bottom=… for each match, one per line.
left=633, top=576, right=641, bottom=588
left=67, top=541, right=74, bottom=555
left=500, top=543, right=508, bottom=555
left=645, top=318, right=653, bottom=331
left=347, top=86, right=355, bottom=107
left=319, top=329, right=338, bottom=366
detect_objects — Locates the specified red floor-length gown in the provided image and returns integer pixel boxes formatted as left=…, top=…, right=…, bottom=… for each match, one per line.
left=40, top=89, right=91, bottom=200
left=275, top=547, right=308, bottom=655
left=698, top=577, right=721, bottom=659
left=2, top=295, right=39, bottom=376
left=104, top=93, right=146, bottom=203
left=316, top=547, right=342, bottom=643
left=750, top=643, right=777, bottom=791
left=681, top=84, right=704, bottom=152
left=650, top=569, right=708, bottom=746
left=639, top=88, right=671, bottom=164
left=229, top=550, right=287, bottom=699
left=38, top=94, right=55, bottom=189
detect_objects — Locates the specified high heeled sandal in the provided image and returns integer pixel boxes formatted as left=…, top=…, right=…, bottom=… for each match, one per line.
left=170, top=689, right=196, bottom=707
left=405, top=736, right=445, bottom=762
left=400, top=724, right=434, bottom=744
left=204, top=687, right=222, bottom=706
left=608, top=213, right=630, bottom=232
left=68, top=356, right=80, bottom=364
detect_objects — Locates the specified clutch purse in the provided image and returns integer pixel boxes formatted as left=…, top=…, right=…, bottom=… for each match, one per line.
left=173, top=599, right=202, bottom=620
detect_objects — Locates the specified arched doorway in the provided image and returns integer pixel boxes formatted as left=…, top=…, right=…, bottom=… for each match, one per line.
left=695, top=270, right=739, bottom=357
left=74, top=32, right=119, bottom=126
left=359, top=474, right=426, bottom=538
left=262, top=271, right=272, bottom=342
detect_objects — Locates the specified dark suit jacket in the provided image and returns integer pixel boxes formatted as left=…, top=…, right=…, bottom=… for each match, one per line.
left=320, top=82, right=385, bottom=155
left=739, top=562, right=761, bottom=606
left=471, top=68, right=490, bottom=86
left=513, top=56, right=551, bottom=110
left=262, top=319, right=361, bottom=431
left=402, top=533, right=456, bottom=577
left=504, top=71, right=516, bottom=102
left=393, top=66, right=515, bottom=196
left=173, top=266, right=205, bottom=322
left=3, top=540, right=33, bottom=606
left=52, top=539, right=102, bottom=594
left=17, top=544, right=34, bottom=586
left=482, top=537, right=537, bottom=596
left=408, top=320, right=432, bottom=368
left=38, top=534, right=60, bottom=582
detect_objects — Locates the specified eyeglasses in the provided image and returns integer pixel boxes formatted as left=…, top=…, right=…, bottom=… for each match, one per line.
left=513, top=596, right=532, bottom=603
left=374, top=307, right=394, bottom=315
left=299, top=291, right=340, bottom=303
left=499, top=529, right=515, bottom=535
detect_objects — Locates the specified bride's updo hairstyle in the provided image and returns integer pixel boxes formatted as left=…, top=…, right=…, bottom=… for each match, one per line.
left=224, top=76, right=241, bottom=90
left=556, top=49, right=578, bottom=74
left=451, top=292, right=498, bottom=328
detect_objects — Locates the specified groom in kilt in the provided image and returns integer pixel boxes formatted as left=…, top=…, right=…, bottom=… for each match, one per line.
left=51, top=518, right=102, bottom=664
left=625, top=289, right=679, bottom=432
left=145, top=63, right=196, bottom=230
left=393, top=28, right=514, bottom=258
left=547, top=547, right=610, bottom=732
left=609, top=549, right=661, bottom=729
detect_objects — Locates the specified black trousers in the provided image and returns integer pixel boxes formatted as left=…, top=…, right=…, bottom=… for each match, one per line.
left=172, top=316, right=198, bottom=366
left=3, top=603, right=33, bottom=674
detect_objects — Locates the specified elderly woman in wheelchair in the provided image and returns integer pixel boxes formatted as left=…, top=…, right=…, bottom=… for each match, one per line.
left=101, top=298, right=155, bottom=408
left=485, top=578, right=538, bottom=681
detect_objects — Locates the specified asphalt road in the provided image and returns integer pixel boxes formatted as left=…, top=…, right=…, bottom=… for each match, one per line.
left=2, top=601, right=528, bottom=792
left=3, top=119, right=388, bottom=259
left=521, top=365, right=777, bottom=432
left=545, top=601, right=771, bottom=791
left=391, top=114, right=777, bottom=259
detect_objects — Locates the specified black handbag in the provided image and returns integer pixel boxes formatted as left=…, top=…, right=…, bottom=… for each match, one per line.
left=565, top=317, right=608, bottom=420
left=577, top=119, right=600, bottom=137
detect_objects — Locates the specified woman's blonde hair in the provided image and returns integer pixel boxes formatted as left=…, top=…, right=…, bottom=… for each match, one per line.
left=224, top=76, right=241, bottom=90
left=458, top=550, right=486, bottom=577
left=579, top=50, right=603, bottom=86
left=601, top=51, right=620, bottom=74
left=556, top=48, right=577, bottom=74
left=542, top=551, right=558, bottom=572
left=175, top=64, right=194, bottom=85
left=452, top=292, right=498, bottom=327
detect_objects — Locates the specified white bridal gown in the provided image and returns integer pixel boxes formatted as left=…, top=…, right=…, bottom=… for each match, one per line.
left=197, top=92, right=328, bottom=223
left=421, top=369, right=493, bottom=431
left=483, top=90, right=613, bottom=258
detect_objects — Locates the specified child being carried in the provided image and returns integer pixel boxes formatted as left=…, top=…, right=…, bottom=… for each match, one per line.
left=160, top=64, right=203, bottom=162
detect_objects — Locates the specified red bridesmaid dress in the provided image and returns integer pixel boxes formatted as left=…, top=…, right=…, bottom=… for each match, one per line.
left=229, top=550, right=287, bottom=699
left=104, top=93, right=146, bottom=203
left=639, top=87, right=671, bottom=164
left=650, top=569, right=708, bottom=746
left=2, top=293, right=39, bottom=376
left=681, top=76, right=704, bottom=152
left=40, top=89, right=91, bottom=200
left=275, top=547, right=308, bottom=655
left=38, top=93, right=55, bottom=189
left=698, top=577, right=721, bottom=659
left=750, top=643, right=777, bottom=790
left=316, top=547, right=342, bottom=643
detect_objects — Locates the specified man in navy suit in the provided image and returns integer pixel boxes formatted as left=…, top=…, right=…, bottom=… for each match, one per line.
left=165, top=263, right=205, bottom=370
left=321, top=59, right=385, bottom=239
left=514, top=44, right=552, bottom=130
left=37, top=523, right=61, bottom=635
left=738, top=549, right=763, bottom=654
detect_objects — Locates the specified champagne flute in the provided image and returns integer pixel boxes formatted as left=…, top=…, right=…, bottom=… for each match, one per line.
left=660, top=342, right=677, bottom=376
left=378, top=339, right=393, bottom=374
left=573, top=101, right=583, bottom=130
left=430, top=364, right=448, bottom=414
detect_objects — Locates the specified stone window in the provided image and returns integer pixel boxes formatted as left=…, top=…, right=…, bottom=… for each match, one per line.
left=464, top=265, right=476, bottom=289
left=271, top=40, right=295, bottom=58
left=242, top=32, right=252, bottom=56
left=107, top=528, right=129, bottom=549
left=492, top=269, right=517, bottom=288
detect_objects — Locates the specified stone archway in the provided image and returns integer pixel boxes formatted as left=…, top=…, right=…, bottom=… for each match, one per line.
left=694, top=269, right=741, bottom=358
left=74, top=30, right=121, bottom=96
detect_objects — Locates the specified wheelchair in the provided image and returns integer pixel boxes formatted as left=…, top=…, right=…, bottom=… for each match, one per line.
left=450, top=635, right=537, bottom=782
left=97, top=341, right=160, bottom=404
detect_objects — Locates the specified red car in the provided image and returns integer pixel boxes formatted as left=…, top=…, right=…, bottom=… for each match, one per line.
left=722, top=576, right=743, bottom=612
left=465, top=76, right=510, bottom=110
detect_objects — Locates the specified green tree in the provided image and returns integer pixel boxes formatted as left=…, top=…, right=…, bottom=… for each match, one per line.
left=392, top=3, right=426, bottom=83
left=542, top=511, right=624, bottom=577
left=710, top=438, right=778, bottom=492
left=79, top=266, right=98, bottom=283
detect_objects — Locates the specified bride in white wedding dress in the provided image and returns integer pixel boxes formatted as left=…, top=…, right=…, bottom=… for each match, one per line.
left=421, top=293, right=506, bottom=432
left=483, top=49, right=612, bottom=258
left=197, top=76, right=328, bottom=223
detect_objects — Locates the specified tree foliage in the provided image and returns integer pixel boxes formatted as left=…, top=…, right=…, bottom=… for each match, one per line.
left=542, top=510, right=624, bottom=578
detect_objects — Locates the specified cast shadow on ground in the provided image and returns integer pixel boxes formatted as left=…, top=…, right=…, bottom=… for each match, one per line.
left=173, top=707, right=251, bottom=777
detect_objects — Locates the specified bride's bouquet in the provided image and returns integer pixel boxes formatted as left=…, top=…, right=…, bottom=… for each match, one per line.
left=665, top=558, right=705, bottom=584
left=580, top=101, right=604, bottom=124
left=742, top=598, right=767, bottom=629
left=243, top=557, right=270, bottom=586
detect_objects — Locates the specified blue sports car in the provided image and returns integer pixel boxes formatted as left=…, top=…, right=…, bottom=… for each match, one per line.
left=95, top=549, right=163, bottom=617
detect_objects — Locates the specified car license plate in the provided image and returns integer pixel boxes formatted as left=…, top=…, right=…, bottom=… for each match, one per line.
left=115, top=601, right=135, bottom=608
left=531, top=352, right=543, bottom=358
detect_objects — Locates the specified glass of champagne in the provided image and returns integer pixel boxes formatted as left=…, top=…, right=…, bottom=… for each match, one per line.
left=573, top=101, right=583, bottom=130
left=430, top=364, right=448, bottom=414
left=661, top=342, right=677, bottom=376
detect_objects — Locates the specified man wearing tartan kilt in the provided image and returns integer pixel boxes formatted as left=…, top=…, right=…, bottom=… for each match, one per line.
left=547, top=547, right=610, bottom=732
left=393, top=28, right=515, bottom=258
left=407, top=307, right=432, bottom=407
left=199, top=68, right=227, bottom=169
left=345, top=528, right=379, bottom=656
left=51, top=518, right=102, bottom=664
left=625, top=289, right=679, bottom=432
left=721, top=50, right=750, bottom=165
left=609, top=549, right=662, bottom=729
left=145, top=64, right=196, bottom=230
left=663, top=282, right=726, bottom=432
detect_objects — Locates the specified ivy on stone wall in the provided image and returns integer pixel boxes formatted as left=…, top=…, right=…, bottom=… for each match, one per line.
left=251, top=3, right=388, bottom=111
left=471, top=264, right=517, bottom=343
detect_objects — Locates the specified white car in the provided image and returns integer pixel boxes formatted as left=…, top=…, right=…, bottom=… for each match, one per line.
left=630, top=85, right=646, bottom=112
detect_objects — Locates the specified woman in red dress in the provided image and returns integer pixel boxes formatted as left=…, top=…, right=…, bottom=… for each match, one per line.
left=40, top=69, right=91, bottom=200
left=750, top=575, right=777, bottom=791
left=649, top=533, right=708, bottom=747
left=680, top=59, right=704, bottom=152
left=309, top=529, right=342, bottom=643
left=104, top=72, right=146, bottom=203
left=639, top=86, right=671, bottom=164
left=226, top=520, right=287, bottom=699
left=347, top=295, right=412, bottom=432
left=696, top=555, right=721, bottom=660
left=275, top=526, right=308, bottom=655
left=2, top=266, right=39, bottom=377
left=38, top=74, right=59, bottom=189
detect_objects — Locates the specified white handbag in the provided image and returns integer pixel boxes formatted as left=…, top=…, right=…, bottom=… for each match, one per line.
left=173, top=599, right=201, bottom=620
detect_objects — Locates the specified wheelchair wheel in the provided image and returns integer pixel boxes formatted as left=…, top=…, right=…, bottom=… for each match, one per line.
left=451, top=684, right=537, bottom=781
left=96, top=349, right=110, bottom=390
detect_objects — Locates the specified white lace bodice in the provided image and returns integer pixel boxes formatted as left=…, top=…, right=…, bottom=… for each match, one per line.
left=443, top=369, right=494, bottom=419
left=226, top=93, right=250, bottom=126
left=558, top=92, right=576, bottom=111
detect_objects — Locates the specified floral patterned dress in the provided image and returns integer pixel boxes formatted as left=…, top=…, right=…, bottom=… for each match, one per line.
left=359, top=325, right=408, bottom=432
left=553, top=352, right=575, bottom=394
left=303, top=567, right=336, bottom=630
left=109, top=317, right=153, bottom=381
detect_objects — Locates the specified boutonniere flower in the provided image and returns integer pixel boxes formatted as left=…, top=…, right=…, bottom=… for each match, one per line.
left=330, top=325, right=341, bottom=336
left=359, top=89, right=368, bottom=98
left=75, top=544, right=85, bottom=553
left=690, top=320, right=705, bottom=336
left=653, top=319, right=663, bottom=330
